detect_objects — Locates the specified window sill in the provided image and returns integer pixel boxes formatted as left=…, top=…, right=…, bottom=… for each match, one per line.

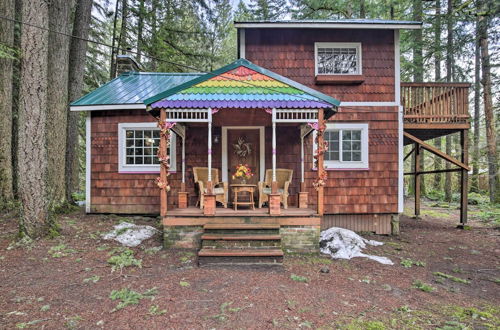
left=311, top=167, right=369, bottom=171
left=315, top=75, right=365, bottom=85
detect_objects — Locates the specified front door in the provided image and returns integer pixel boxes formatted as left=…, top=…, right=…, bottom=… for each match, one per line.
left=227, top=128, right=260, bottom=186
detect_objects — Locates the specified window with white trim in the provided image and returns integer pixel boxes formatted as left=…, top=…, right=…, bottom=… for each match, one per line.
left=315, top=42, right=362, bottom=75
left=118, top=122, right=176, bottom=173
left=314, top=123, right=369, bottom=169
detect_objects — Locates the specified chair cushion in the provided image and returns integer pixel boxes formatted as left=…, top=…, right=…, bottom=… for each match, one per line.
left=204, top=187, right=225, bottom=195
left=262, top=188, right=284, bottom=195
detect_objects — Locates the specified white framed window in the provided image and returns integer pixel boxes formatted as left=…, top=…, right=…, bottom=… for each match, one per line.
left=118, top=122, right=176, bottom=173
left=314, top=42, right=362, bottom=75
left=314, top=123, right=369, bottom=169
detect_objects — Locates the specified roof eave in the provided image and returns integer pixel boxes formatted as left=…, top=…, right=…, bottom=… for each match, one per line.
left=70, top=104, right=146, bottom=111
left=234, top=22, right=422, bottom=30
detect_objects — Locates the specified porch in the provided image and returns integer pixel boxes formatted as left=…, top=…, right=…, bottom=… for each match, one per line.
left=143, top=59, right=339, bottom=261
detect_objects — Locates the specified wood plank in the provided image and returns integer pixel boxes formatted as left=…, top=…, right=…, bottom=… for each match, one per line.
left=201, top=234, right=281, bottom=241
left=404, top=132, right=470, bottom=170
left=198, top=248, right=284, bottom=257
left=404, top=123, right=470, bottom=130
left=204, top=223, right=280, bottom=230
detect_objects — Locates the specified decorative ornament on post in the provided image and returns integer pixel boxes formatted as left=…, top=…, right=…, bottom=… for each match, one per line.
left=309, top=122, right=328, bottom=191
left=155, top=119, right=176, bottom=192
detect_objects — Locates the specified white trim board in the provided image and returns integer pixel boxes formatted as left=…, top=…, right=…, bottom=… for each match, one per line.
left=398, top=106, right=404, bottom=213
left=85, top=112, right=91, bottom=213
left=394, top=30, right=401, bottom=105
left=234, top=23, right=421, bottom=30
left=221, top=126, right=265, bottom=182
left=70, top=104, right=146, bottom=111
left=340, top=102, right=398, bottom=107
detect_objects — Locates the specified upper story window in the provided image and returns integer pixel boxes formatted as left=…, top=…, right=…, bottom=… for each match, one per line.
left=118, top=122, right=176, bottom=173
left=314, top=123, right=369, bottom=170
left=315, top=42, right=362, bottom=76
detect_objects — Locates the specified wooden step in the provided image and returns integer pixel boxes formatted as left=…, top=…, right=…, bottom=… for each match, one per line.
left=201, top=234, right=281, bottom=241
left=198, top=248, right=284, bottom=257
left=203, top=223, right=280, bottom=230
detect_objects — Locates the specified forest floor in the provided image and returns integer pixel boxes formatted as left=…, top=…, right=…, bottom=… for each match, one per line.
left=0, top=199, right=498, bottom=329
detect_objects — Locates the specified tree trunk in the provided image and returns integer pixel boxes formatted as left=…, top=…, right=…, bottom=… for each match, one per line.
left=18, top=0, right=50, bottom=237
left=433, top=0, right=443, bottom=190
left=10, top=0, right=22, bottom=199
left=117, top=0, right=129, bottom=55
left=0, top=0, right=15, bottom=208
left=47, top=0, right=72, bottom=208
left=444, top=0, right=454, bottom=202
left=66, top=0, right=93, bottom=201
left=136, top=0, right=145, bottom=63
left=109, top=0, right=120, bottom=79
left=478, top=0, right=499, bottom=203
left=413, top=0, right=423, bottom=82
left=413, top=0, right=425, bottom=196
left=359, top=0, right=366, bottom=18
left=471, top=15, right=481, bottom=193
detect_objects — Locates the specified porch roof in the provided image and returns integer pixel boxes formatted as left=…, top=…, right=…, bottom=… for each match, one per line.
left=144, top=59, right=340, bottom=116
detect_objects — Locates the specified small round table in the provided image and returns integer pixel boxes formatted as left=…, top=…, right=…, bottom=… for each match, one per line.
left=230, top=184, right=257, bottom=211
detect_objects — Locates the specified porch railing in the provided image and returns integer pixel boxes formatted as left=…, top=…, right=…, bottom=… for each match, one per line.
left=401, top=82, right=470, bottom=125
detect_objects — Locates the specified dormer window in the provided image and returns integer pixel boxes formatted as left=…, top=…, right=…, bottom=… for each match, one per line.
left=315, top=42, right=362, bottom=75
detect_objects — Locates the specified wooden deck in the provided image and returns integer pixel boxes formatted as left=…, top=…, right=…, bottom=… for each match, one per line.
left=402, top=82, right=470, bottom=142
left=163, top=207, right=320, bottom=226
left=166, top=206, right=316, bottom=217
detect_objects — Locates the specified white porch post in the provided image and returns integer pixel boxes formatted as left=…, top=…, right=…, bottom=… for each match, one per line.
left=272, top=108, right=277, bottom=189
left=182, top=135, right=186, bottom=184
left=207, top=108, right=213, bottom=187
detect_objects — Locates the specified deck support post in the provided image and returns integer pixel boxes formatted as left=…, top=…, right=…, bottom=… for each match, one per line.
left=269, top=108, right=280, bottom=215
left=414, top=142, right=421, bottom=218
left=317, top=109, right=325, bottom=216
left=459, top=129, right=468, bottom=227
left=159, top=108, right=168, bottom=217
left=204, top=108, right=215, bottom=215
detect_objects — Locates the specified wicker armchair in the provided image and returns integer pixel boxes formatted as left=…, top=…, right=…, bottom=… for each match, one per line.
left=258, top=169, right=293, bottom=209
left=193, top=167, right=228, bottom=209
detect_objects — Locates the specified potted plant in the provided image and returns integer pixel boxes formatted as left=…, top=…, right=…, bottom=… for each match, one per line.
left=232, top=164, right=254, bottom=184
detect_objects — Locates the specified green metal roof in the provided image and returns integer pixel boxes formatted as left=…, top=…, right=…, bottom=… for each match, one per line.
left=70, top=72, right=202, bottom=107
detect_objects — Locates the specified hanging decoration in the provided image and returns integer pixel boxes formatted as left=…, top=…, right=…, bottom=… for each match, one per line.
left=155, top=119, right=176, bottom=191
left=233, top=136, right=252, bottom=159
left=311, top=121, right=328, bottom=191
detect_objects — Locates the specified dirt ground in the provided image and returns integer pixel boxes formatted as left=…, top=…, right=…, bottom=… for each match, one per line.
left=0, top=200, right=498, bottom=329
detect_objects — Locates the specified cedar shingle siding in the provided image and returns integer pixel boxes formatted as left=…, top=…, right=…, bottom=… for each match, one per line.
left=244, top=28, right=395, bottom=102
left=245, top=28, right=399, bottom=214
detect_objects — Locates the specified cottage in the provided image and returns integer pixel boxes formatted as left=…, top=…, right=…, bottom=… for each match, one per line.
left=71, top=20, right=470, bottom=264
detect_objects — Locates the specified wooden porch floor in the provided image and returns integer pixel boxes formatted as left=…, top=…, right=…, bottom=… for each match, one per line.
left=166, top=206, right=317, bottom=217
